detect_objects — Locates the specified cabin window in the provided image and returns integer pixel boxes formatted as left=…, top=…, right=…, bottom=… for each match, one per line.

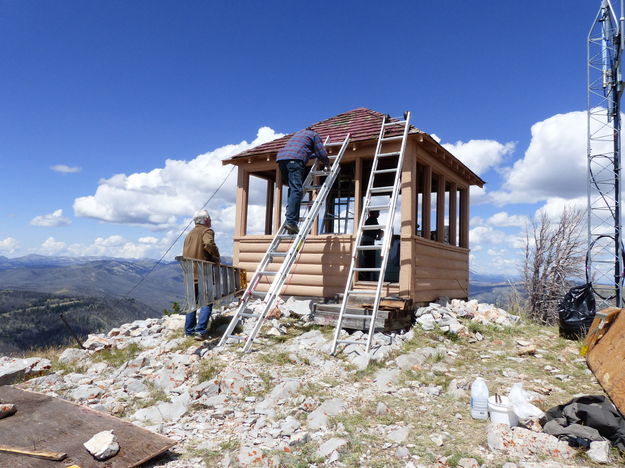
left=318, top=163, right=355, bottom=234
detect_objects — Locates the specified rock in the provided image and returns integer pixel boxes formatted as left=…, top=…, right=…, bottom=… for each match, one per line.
left=58, top=348, right=90, bottom=364
left=486, top=423, right=576, bottom=458
left=70, top=385, right=104, bottom=401
left=0, top=358, right=30, bottom=385
left=82, top=335, right=111, bottom=351
left=376, top=402, right=388, bottom=416
left=307, top=398, right=346, bottom=429
left=349, top=352, right=371, bottom=370
left=289, top=431, right=310, bottom=446
left=83, top=430, right=119, bottom=461
left=316, top=438, right=347, bottom=457
left=387, top=426, right=410, bottom=443
left=457, top=458, right=480, bottom=468
left=280, top=416, right=301, bottom=436
left=0, top=403, right=17, bottom=419
left=395, top=446, right=410, bottom=458
left=374, top=368, right=401, bottom=390
left=587, top=440, right=610, bottom=464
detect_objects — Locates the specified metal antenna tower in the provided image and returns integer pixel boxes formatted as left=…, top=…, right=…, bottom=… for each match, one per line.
left=588, top=0, right=625, bottom=307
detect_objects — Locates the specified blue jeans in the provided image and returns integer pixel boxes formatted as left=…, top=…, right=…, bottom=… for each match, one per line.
left=279, top=159, right=307, bottom=226
left=185, top=305, right=212, bottom=335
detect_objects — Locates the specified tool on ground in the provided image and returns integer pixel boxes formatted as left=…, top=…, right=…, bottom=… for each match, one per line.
left=331, top=112, right=411, bottom=354
left=218, top=134, right=351, bottom=352
left=0, top=444, right=67, bottom=461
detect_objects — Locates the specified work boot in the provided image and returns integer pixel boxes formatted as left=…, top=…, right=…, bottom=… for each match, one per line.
left=285, top=224, right=299, bottom=235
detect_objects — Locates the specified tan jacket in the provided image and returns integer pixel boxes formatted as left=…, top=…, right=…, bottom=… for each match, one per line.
left=183, top=225, right=220, bottom=264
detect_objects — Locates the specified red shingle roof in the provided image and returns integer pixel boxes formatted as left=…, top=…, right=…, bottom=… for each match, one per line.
left=224, top=108, right=414, bottom=162
left=223, top=107, right=484, bottom=187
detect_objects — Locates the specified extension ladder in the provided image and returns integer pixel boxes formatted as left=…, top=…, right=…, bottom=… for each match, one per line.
left=331, top=112, right=411, bottom=354
left=218, top=133, right=351, bottom=352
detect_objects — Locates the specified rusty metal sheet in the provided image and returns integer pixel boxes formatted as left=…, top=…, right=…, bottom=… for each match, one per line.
left=0, top=386, right=175, bottom=468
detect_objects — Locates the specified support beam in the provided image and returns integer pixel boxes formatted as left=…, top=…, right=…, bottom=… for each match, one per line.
left=400, top=144, right=416, bottom=296
left=264, top=178, right=274, bottom=235
left=273, top=168, right=282, bottom=234
left=437, top=173, right=446, bottom=242
left=421, top=165, right=432, bottom=239
left=354, top=158, right=363, bottom=230
left=235, top=168, right=249, bottom=237
left=449, top=182, right=457, bottom=246
left=459, top=187, right=469, bottom=248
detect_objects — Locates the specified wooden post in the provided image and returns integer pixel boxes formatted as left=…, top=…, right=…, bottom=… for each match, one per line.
left=400, top=145, right=416, bottom=296
left=422, top=165, right=432, bottom=239
left=354, top=158, right=363, bottom=231
left=235, top=168, right=249, bottom=237
left=449, top=181, right=457, bottom=246
left=265, top=178, right=274, bottom=235
left=460, top=187, right=469, bottom=248
left=273, top=167, right=282, bottom=234
left=436, top=173, right=446, bottom=242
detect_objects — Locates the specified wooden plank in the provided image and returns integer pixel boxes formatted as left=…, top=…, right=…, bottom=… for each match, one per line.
left=583, top=307, right=621, bottom=355
left=586, top=307, right=625, bottom=416
left=459, top=188, right=469, bottom=248
left=0, top=445, right=66, bottom=461
left=0, top=387, right=175, bottom=468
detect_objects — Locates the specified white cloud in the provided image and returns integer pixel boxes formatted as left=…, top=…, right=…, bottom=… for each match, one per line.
left=536, top=196, right=587, bottom=221
left=39, top=237, right=67, bottom=255
left=0, top=237, right=18, bottom=254
left=51, top=164, right=81, bottom=174
left=442, top=139, right=515, bottom=176
left=470, top=226, right=509, bottom=245
left=73, top=127, right=284, bottom=230
left=489, top=110, right=611, bottom=205
left=487, top=211, right=529, bottom=227
left=30, top=209, right=71, bottom=227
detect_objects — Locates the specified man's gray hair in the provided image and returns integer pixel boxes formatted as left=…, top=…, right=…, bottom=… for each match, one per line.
left=193, top=209, right=210, bottom=225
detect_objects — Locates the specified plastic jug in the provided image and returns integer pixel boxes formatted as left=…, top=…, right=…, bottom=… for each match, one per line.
left=470, top=377, right=489, bottom=420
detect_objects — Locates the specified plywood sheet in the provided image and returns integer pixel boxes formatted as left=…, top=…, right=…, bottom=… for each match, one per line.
left=586, top=307, right=625, bottom=416
left=0, top=386, right=175, bottom=468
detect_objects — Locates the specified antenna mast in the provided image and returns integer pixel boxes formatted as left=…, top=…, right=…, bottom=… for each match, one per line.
left=587, top=0, right=624, bottom=307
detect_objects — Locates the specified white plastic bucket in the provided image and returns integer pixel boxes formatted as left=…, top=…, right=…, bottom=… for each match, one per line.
left=488, top=395, right=518, bottom=426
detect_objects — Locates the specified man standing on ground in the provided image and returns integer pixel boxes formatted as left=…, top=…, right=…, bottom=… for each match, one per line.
left=183, top=209, right=220, bottom=340
left=276, top=128, right=330, bottom=234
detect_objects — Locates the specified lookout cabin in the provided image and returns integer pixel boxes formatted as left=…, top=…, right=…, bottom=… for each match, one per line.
left=222, top=108, right=484, bottom=304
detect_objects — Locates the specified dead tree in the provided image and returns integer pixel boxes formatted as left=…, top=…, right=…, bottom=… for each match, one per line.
left=522, top=207, right=585, bottom=324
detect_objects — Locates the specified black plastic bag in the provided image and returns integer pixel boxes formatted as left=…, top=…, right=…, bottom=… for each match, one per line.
left=558, top=283, right=596, bottom=339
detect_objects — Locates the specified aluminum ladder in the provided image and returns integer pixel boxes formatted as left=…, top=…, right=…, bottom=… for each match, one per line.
left=218, top=133, right=351, bottom=352
left=331, top=112, right=411, bottom=354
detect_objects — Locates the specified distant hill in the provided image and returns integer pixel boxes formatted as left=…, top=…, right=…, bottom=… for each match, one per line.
left=0, top=290, right=160, bottom=354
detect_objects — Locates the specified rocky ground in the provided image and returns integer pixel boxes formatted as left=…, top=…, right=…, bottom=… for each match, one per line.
left=4, top=298, right=624, bottom=467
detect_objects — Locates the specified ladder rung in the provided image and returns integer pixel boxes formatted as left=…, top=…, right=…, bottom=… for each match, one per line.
left=353, top=267, right=381, bottom=272
left=260, top=270, right=278, bottom=275
left=270, top=252, right=288, bottom=257
left=240, top=312, right=260, bottom=318
left=301, top=200, right=314, bottom=205
left=250, top=291, right=267, bottom=298
left=342, top=313, right=373, bottom=319
left=347, top=289, right=377, bottom=295
left=325, top=142, right=343, bottom=147
left=336, top=339, right=367, bottom=345
left=383, top=120, right=406, bottom=126
left=356, top=245, right=382, bottom=250
left=373, top=168, right=397, bottom=174
left=310, top=170, right=331, bottom=176
left=370, top=186, right=395, bottom=193
left=362, top=224, right=384, bottom=230
left=368, top=204, right=390, bottom=211
left=381, top=135, right=404, bottom=142
left=304, top=185, right=322, bottom=191
left=227, top=335, right=246, bottom=341
left=378, top=152, right=400, bottom=158
left=277, top=234, right=296, bottom=239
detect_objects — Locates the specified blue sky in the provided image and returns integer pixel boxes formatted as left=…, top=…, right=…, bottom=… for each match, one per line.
left=0, top=0, right=602, bottom=275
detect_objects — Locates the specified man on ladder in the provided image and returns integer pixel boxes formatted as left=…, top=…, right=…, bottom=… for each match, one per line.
left=276, top=128, right=330, bottom=234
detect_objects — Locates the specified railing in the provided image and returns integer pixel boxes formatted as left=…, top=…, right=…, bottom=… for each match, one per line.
left=175, top=256, right=247, bottom=313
